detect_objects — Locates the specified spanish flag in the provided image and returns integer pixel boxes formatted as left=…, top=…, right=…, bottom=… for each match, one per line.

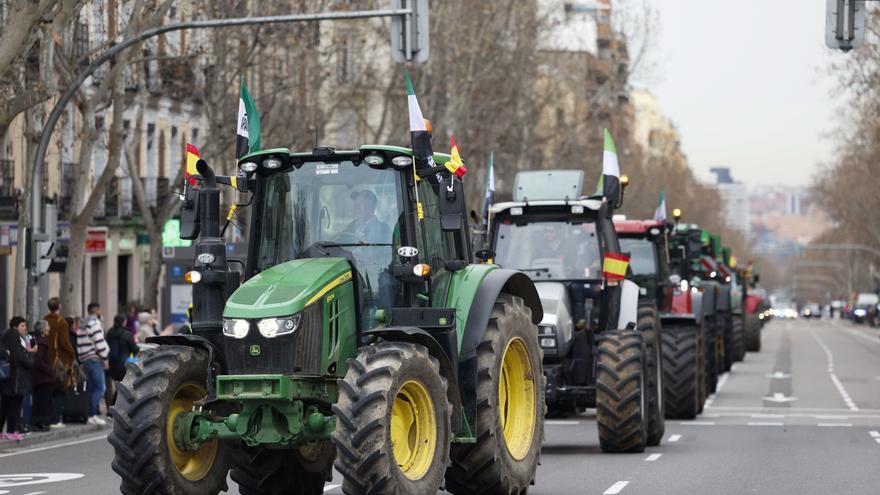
left=184, top=143, right=200, bottom=186
left=446, top=135, right=468, bottom=178
left=603, top=252, right=630, bottom=281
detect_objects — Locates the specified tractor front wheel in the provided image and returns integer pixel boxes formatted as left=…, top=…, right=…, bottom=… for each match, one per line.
left=744, top=314, right=762, bottom=352
left=445, top=294, right=544, bottom=494
left=638, top=305, right=665, bottom=446
left=109, top=345, right=230, bottom=495
left=332, top=341, right=451, bottom=494
left=731, top=317, right=746, bottom=362
left=597, top=329, right=649, bottom=453
left=230, top=441, right=334, bottom=495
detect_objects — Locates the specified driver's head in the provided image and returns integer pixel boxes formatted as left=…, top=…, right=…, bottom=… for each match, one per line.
left=351, top=190, right=379, bottom=221
left=544, top=223, right=563, bottom=244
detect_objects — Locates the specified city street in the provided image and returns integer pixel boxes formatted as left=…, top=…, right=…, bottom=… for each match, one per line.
left=2, top=318, right=878, bottom=495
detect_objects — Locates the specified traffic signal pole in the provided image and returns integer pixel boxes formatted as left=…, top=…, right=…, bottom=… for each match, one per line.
left=27, top=4, right=430, bottom=326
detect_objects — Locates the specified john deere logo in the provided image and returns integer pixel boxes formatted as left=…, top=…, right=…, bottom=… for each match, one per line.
left=249, top=345, right=261, bottom=356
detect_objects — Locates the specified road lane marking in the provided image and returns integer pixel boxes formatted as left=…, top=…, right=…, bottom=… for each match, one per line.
left=870, top=431, right=879, bottom=437
left=604, top=481, right=630, bottom=494
left=751, top=414, right=785, bottom=419
left=545, top=420, right=582, bottom=425
left=763, top=392, right=797, bottom=403
left=667, top=434, right=681, bottom=442
left=810, top=331, right=859, bottom=411
left=716, top=373, right=730, bottom=393
left=875, top=438, right=880, bottom=445
left=645, top=453, right=662, bottom=461
left=767, top=371, right=791, bottom=379
left=681, top=421, right=715, bottom=426
left=0, top=434, right=107, bottom=458
left=817, top=423, right=852, bottom=427
left=816, top=415, right=849, bottom=420
left=323, top=484, right=340, bottom=492
left=747, top=422, right=784, bottom=426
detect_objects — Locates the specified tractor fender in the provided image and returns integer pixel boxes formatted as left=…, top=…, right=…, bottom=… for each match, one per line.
left=145, top=334, right=223, bottom=396
left=617, top=279, right=640, bottom=329
left=459, top=269, right=543, bottom=361
left=363, top=326, right=462, bottom=433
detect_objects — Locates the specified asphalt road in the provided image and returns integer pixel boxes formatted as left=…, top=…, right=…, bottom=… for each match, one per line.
left=1, top=318, right=878, bottom=495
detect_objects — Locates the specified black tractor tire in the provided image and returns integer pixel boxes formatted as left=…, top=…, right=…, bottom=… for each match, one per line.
left=332, top=341, right=451, bottom=495
left=596, top=329, right=648, bottom=453
left=230, top=442, right=334, bottom=495
left=704, top=323, right=719, bottom=397
left=731, top=317, right=746, bottom=361
left=722, top=316, right=735, bottom=372
left=661, top=326, right=700, bottom=420
left=637, top=304, right=665, bottom=446
left=445, top=294, right=544, bottom=494
left=744, top=314, right=762, bottom=352
left=109, top=345, right=230, bottom=495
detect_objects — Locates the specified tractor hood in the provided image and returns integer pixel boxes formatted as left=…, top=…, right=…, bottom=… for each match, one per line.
left=224, top=258, right=352, bottom=319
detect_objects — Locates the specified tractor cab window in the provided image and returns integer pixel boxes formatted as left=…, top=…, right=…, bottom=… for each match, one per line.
left=256, top=161, right=403, bottom=325
left=619, top=238, right=657, bottom=276
left=494, top=218, right=601, bottom=281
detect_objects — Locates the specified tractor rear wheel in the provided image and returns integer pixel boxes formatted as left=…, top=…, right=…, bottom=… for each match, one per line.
left=332, top=341, right=451, bottom=494
left=445, top=294, right=544, bottom=494
left=705, top=323, right=720, bottom=396
left=230, top=442, right=334, bottom=495
left=722, top=317, right=735, bottom=372
left=638, top=305, right=665, bottom=446
left=662, top=326, right=700, bottom=419
left=744, top=314, right=762, bottom=352
left=109, top=345, right=230, bottom=495
left=731, top=317, right=746, bottom=362
left=597, top=329, right=648, bottom=453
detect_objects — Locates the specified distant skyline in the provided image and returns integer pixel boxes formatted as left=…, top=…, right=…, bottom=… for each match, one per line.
left=638, top=0, right=841, bottom=187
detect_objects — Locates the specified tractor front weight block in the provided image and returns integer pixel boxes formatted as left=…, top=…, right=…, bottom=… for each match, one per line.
left=173, top=374, right=337, bottom=452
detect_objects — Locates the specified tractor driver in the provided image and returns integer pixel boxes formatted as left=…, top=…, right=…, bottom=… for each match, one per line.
left=342, top=190, right=391, bottom=244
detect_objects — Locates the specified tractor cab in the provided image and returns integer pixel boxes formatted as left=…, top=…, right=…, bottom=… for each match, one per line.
left=613, top=218, right=673, bottom=312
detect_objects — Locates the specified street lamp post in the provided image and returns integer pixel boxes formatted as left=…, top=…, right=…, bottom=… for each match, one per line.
left=26, top=6, right=426, bottom=325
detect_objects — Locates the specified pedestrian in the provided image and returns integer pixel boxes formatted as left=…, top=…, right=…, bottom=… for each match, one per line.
left=44, top=297, right=76, bottom=429
left=78, top=302, right=109, bottom=425
left=1, top=317, right=37, bottom=440
left=106, top=314, right=138, bottom=386
left=19, top=327, right=36, bottom=429
left=30, top=320, right=53, bottom=432
left=125, top=303, right=139, bottom=338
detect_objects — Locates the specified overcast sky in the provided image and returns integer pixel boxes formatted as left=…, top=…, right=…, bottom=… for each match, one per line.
left=637, top=0, right=842, bottom=186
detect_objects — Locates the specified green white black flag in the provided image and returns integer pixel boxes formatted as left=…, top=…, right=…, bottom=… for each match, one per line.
left=236, top=78, right=261, bottom=159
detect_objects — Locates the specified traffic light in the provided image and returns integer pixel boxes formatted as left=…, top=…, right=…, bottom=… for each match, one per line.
left=390, top=0, right=430, bottom=64
left=825, top=0, right=866, bottom=52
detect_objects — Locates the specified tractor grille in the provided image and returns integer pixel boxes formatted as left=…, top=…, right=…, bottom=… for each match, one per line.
left=225, top=302, right=324, bottom=375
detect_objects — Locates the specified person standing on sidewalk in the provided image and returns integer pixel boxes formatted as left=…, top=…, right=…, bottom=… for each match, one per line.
left=30, top=321, right=53, bottom=432
left=0, top=317, right=36, bottom=440
left=44, top=297, right=76, bottom=429
left=78, top=303, right=109, bottom=426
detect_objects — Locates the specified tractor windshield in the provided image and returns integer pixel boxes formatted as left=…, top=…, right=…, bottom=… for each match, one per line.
left=619, top=238, right=657, bottom=276
left=255, top=161, right=403, bottom=309
left=494, top=219, right=602, bottom=280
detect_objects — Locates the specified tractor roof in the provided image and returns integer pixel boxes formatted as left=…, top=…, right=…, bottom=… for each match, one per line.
left=613, top=219, right=665, bottom=234
left=238, top=145, right=453, bottom=167
left=489, top=197, right=605, bottom=215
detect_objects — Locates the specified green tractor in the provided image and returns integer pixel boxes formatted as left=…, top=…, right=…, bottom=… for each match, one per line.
left=487, top=170, right=663, bottom=453
left=109, top=144, right=545, bottom=494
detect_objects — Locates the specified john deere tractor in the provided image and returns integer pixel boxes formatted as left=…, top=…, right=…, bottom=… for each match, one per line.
left=487, top=170, right=662, bottom=453
left=109, top=144, right=545, bottom=494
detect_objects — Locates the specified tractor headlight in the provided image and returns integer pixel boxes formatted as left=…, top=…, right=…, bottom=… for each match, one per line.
left=263, top=158, right=283, bottom=169
left=223, top=319, right=250, bottom=339
left=240, top=161, right=258, bottom=173
left=538, top=325, right=557, bottom=349
left=257, top=314, right=302, bottom=338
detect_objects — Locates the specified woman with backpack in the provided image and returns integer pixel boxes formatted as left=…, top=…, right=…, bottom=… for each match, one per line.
left=1, top=317, right=37, bottom=440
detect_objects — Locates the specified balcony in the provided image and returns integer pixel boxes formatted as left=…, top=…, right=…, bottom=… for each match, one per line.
left=0, top=159, right=17, bottom=219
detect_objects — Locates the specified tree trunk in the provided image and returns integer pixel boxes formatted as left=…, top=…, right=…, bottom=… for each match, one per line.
left=142, top=225, right=164, bottom=309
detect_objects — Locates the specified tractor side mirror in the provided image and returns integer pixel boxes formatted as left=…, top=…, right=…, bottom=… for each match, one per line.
left=179, top=187, right=200, bottom=240
left=440, top=177, right=464, bottom=231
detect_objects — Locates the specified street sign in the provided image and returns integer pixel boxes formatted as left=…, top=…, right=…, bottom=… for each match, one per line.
left=826, top=0, right=866, bottom=52
left=85, top=227, right=108, bottom=253
left=391, top=0, right=430, bottom=63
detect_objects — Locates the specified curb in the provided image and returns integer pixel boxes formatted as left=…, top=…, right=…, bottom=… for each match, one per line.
left=0, top=423, right=110, bottom=452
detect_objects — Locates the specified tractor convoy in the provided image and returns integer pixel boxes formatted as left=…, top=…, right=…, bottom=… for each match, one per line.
left=108, top=82, right=767, bottom=494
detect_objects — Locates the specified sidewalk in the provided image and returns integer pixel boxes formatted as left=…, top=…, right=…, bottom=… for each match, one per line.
left=0, top=421, right=110, bottom=452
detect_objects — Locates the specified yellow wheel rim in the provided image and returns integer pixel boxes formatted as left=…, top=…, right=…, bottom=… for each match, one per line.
left=166, top=383, right=219, bottom=481
left=498, top=337, right=536, bottom=460
left=390, top=380, right=436, bottom=480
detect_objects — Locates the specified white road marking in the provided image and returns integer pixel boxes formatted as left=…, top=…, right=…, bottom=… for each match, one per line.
left=763, top=392, right=798, bottom=403
left=667, top=434, right=682, bottom=442
left=870, top=431, right=880, bottom=437
left=875, top=438, right=880, bottom=445
left=747, top=422, right=784, bottom=426
left=0, top=474, right=84, bottom=488
left=681, top=421, right=715, bottom=426
left=816, top=415, right=849, bottom=420
left=323, top=484, right=340, bottom=492
left=645, top=453, right=662, bottom=461
left=817, top=423, right=852, bottom=427
left=751, top=414, right=785, bottom=419
left=766, top=371, right=791, bottom=379
left=810, top=331, right=859, bottom=411
left=604, top=481, right=630, bottom=494
left=716, top=373, right=730, bottom=393
left=22, top=492, right=46, bottom=495
left=0, top=434, right=108, bottom=458
left=545, top=420, right=582, bottom=425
